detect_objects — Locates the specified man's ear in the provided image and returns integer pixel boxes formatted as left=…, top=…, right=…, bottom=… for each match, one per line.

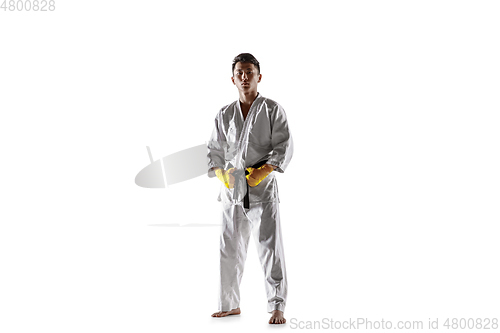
left=258, top=74, right=262, bottom=83
left=231, top=76, right=235, bottom=85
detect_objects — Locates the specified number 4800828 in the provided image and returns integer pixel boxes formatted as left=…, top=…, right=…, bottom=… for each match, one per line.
left=1, top=0, right=56, bottom=11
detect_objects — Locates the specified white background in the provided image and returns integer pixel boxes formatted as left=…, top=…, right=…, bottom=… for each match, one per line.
left=1, top=0, right=499, bottom=332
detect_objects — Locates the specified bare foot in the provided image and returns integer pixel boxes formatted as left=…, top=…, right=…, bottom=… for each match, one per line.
left=269, top=310, right=286, bottom=324
left=211, top=307, right=241, bottom=318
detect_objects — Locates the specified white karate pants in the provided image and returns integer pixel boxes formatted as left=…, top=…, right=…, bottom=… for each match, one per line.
left=217, top=200, right=287, bottom=313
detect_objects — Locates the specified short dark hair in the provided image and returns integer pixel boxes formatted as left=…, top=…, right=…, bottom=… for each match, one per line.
left=232, top=53, right=260, bottom=75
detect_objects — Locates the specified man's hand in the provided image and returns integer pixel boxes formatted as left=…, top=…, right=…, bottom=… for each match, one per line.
left=246, top=164, right=275, bottom=187
left=215, top=168, right=236, bottom=189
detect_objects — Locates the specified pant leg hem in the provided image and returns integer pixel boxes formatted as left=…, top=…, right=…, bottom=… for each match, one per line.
left=219, top=301, right=240, bottom=312
left=267, top=302, right=285, bottom=313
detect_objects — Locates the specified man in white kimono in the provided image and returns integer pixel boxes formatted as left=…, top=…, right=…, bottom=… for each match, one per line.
left=207, top=53, right=293, bottom=325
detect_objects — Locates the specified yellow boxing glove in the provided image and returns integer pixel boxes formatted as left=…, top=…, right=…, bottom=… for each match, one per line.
left=246, top=164, right=274, bottom=187
left=215, top=168, right=236, bottom=189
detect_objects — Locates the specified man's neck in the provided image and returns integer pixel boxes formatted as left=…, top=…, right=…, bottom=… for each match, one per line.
left=238, top=90, right=258, bottom=107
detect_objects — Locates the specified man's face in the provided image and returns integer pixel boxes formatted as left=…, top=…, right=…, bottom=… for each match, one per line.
left=231, top=62, right=261, bottom=93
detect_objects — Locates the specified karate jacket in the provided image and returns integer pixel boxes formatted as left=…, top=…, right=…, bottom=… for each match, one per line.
left=207, top=92, right=293, bottom=205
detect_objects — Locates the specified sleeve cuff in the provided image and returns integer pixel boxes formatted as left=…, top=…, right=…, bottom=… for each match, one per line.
left=266, top=161, right=283, bottom=173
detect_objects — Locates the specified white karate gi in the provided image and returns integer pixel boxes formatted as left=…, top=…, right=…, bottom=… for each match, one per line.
left=207, top=92, right=293, bottom=313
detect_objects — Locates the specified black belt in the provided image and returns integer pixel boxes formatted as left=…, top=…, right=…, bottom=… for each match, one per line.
left=243, top=160, right=268, bottom=209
